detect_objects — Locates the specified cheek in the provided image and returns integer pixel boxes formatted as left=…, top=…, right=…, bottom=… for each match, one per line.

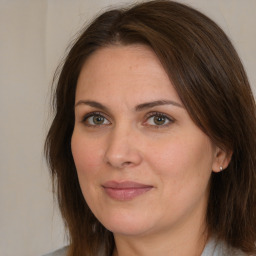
left=149, top=135, right=214, bottom=217
left=148, top=133, right=214, bottom=186
left=71, top=132, right=103, bottom=174
left=71, top=132, right=105, bottom=206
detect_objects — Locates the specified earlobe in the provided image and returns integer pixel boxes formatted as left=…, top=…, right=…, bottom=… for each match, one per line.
left=212, top=147, right=232, bottom=173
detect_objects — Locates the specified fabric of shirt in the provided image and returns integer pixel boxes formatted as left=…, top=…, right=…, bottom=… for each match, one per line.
left=42, top=237, right=247, bottom=256
left=42, top=246, right=68, bottom=256
left=201, top=237, right=246, bottom=256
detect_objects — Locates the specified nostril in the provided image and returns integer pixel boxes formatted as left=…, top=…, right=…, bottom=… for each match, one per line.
left=106, top=160, right=132, bottom=168
left=122, top=161, right=132, bottom=166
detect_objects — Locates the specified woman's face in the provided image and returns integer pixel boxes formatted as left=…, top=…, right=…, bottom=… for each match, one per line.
left=71, top=45, right=224, bottom=238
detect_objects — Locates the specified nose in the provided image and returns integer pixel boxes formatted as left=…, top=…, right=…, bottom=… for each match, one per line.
left=104, top=125, right=142, bottom=169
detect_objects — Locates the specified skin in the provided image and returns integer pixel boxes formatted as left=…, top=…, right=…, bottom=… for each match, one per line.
left=71, top=44, right=230, bottom=256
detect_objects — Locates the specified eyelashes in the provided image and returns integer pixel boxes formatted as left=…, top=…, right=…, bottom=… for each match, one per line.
left=144, top=112, right=174, bottom=128
left=81, top=111, right=174, bottom=129
left=82, top=112, right=110, bottom=126
left=81, top=112, right=110, bottom=127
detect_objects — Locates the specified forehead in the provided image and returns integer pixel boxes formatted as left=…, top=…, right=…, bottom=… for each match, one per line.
left=75, top=44, right=181, bottom=105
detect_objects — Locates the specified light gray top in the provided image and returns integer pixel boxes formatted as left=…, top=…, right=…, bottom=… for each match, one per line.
left=42, top=246, right=68, bottom=256
left=201, top=237, right=246, bottom=256
left=42, top=237, right=247, bottom=256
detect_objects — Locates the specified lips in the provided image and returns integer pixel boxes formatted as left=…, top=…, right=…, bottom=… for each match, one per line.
left=102, top=181, right=153, bottom=201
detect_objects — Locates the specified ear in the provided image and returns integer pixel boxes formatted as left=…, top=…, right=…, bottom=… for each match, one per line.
left=212, top=146, right=232, bottom=173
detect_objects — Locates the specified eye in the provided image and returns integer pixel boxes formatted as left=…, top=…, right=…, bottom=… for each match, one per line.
left=82, top=112, right=111, bottom=126
left=144, top=112, right=173, bottom=127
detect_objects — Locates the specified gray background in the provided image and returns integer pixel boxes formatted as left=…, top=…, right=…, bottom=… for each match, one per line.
left=0, top=0, right=255, bottom=255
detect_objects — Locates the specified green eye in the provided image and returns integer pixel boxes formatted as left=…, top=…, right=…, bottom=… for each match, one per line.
left=145, top=113, right=173, bottom=127
left=83, top=113, right=110, bottom=126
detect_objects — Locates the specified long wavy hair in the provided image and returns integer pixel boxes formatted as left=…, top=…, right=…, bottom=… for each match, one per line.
left=45, top=1, right=256, bottom=255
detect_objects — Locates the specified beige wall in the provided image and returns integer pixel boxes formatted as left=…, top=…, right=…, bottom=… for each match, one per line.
left=0, top=1, right=255, bottom=255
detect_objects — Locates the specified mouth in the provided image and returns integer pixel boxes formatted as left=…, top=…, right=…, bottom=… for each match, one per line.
left=102, top=181, right=153, bottom=201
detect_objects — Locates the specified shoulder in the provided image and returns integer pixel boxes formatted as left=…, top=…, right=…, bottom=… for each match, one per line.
left=42, top=246, right=68, bottom=256
left=202, top=237, right=248, bottom=256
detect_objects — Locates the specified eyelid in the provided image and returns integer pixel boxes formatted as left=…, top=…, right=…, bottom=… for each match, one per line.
left=143, top=111, right=175, bottom=127
left=144, top=111, right=174, bottom=121
left=81, top=111, right=111, bottom=125
left=79, top=111, right=174, bottom=128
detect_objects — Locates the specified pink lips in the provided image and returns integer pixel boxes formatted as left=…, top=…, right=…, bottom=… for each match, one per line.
left=102, top=181, right=153, bottom=201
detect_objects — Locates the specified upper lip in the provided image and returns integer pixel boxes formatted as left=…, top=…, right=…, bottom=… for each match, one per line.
left=102, top=181, right=153, bottom=189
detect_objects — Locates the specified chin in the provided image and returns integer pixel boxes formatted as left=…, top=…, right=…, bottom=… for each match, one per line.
left=98, top=211, right=156, bottom=237
left=107, top=224, right=152, bottom=237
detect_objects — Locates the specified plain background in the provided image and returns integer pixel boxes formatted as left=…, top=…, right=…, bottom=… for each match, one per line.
left=0, top=0, right=255, bottom=255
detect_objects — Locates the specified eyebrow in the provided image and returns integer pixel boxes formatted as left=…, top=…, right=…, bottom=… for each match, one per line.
left=75, top=99, right=184, bottom=111
left=75, top=100, right=109, bottom=111
left=135, top=100, right=184, bottom=111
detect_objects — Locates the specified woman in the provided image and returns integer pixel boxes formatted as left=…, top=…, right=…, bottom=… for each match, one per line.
left=44, top=1, right=256, bottom=255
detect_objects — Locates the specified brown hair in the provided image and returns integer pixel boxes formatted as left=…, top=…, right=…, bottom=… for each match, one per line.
left=45, top=1, right=256, bottom=255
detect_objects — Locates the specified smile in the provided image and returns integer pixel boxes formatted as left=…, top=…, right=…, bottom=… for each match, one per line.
left=102, top=181, right=153, bottom=201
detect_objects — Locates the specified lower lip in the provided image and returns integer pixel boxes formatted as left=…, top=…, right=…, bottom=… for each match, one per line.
left=103, top=187, right=153, bottom=201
